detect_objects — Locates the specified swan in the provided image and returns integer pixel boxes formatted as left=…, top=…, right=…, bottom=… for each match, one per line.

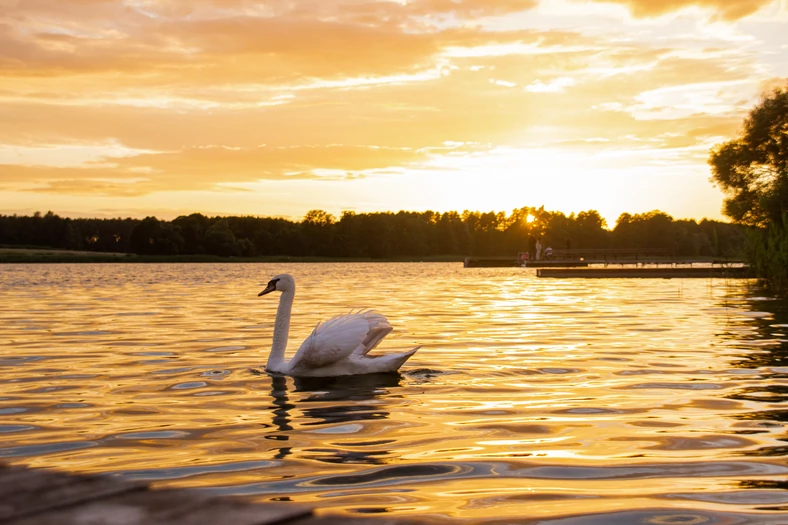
left=258, top=274, right=420, bottom=377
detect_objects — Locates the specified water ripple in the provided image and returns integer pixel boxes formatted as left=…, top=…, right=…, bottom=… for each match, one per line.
left=0, top=263, right=786, bottom=523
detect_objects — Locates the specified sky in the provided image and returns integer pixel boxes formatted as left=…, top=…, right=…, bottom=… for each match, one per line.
left=1, top=0, right=787, bottom=226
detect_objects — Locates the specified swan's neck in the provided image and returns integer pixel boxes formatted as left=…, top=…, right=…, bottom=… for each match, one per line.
left=268, top=288, right=294, bottom=371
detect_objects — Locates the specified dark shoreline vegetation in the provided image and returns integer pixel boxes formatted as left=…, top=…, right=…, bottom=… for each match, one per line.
left=0, top=208, right=748, bottom=264
left=0, top=247, right=465, bottom=264
left=709, top=84, right=788, bottom=295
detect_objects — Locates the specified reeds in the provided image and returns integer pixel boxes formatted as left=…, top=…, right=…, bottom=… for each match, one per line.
left=746, top=214, right=788, bottom=295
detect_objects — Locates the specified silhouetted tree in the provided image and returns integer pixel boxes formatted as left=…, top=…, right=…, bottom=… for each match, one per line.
left=573, top=210, right=609, bottom=249
left=302, top=209, right=336, bottom=256
left=204, top=219, right=240, bottom=256
left=129, top=217, right=184, bottom=255
left=710, top=84, right=788, bottom=226
left=173, top=213, right=210, bottom=254
left=613, top=211, right=675, bottom=252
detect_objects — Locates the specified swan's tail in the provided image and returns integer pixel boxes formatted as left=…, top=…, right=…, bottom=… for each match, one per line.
left=388, top=345, right=420, bottom=370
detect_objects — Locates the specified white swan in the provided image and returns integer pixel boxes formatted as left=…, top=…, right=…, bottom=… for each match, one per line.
left=258, top=274, right=420, bottom=377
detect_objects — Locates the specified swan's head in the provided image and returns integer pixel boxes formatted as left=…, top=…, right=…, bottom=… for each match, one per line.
left=258, top=274, right=295, bottom=296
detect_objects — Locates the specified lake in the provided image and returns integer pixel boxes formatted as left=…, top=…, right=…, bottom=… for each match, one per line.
left=2, top=262, right=788, bottom=524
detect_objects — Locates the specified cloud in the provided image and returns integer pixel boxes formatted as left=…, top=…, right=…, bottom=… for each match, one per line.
left=525, top=76, right=577, bottom=92
left=126, top=0, right=541, bottom=22
left=0, top=28, right=766, bottom=165
left=0, top=0, right=781, bottom=220
left=595, top=0, right=774, bottom=20
left=0, top=144, right=431, bottom=195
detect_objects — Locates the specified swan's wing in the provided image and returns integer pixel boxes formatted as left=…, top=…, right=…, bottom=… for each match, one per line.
left=288, top=312, right=376, bottom=371
left=352, top=310, right=392, bottom=355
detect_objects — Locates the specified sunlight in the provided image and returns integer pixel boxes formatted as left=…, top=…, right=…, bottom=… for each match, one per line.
left=2, top=0, right=786, bottom=225
left=164, top=142, right=727, bottom=225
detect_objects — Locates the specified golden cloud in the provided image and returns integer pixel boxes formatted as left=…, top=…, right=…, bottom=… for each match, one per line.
left=0, top=145, right=430, bottom=195
left=0, top=0, right=781, bottom=213
left=599, top=0, right=773, bottom=19
left=0, top=32, right=763, bottom=157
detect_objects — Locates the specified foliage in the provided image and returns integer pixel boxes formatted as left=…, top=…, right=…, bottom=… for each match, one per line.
left=0, top=208, right=746, bottom=260
left=745, top=215, right=788, bottom=295
left=128, top=217, right=184, bottom=255
left=0, top=211, right=136, bottom=253
left=709, top=83, right=788, bottom=294
left=710, top=84, right=788, bottom=227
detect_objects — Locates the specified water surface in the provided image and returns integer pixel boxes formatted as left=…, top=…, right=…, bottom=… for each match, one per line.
left=2, top=263, right=788, bottom=524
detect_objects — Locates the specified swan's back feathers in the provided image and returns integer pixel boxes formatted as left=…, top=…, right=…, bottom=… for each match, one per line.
left=288, top=310, right=389, bottom=373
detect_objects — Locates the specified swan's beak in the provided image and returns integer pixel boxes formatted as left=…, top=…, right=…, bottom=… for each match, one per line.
left=258, top=284, right=276, bottom=296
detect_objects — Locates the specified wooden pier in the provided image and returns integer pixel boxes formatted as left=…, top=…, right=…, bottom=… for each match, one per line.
left=464, top=253, right=746, bottom=269
left=463, top=257, right=588, bottom=268
left=0, top=463, right=411, bottom=525
left=536, top=266, right=750, bottom=279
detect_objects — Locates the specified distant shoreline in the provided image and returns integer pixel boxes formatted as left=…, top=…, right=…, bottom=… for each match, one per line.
left=0, top=248, right=465, bottom=264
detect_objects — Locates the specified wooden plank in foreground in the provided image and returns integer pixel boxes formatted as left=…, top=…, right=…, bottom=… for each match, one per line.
left=0, top=463, right=312, bottom=525
left=0, top=465, right=144, bottom=522
left=9, top=487, right=311, bottom=525
left=289, top=517, right=411, bottom=525
left=536, top=267, right=750, bottom=279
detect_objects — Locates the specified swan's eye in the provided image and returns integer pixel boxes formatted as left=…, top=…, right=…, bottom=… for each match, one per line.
left=269, top=278, right=280, bottom=288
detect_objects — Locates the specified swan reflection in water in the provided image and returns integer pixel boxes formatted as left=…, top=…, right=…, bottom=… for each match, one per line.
left=263, top=372, right=404, bottom=464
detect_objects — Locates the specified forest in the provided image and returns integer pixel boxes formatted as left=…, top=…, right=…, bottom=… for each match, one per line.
left=0, top=207, right=747, bottom=259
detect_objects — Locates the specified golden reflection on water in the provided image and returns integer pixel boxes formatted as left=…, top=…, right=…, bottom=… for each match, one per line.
left=2, top=263, right=788, bottom=523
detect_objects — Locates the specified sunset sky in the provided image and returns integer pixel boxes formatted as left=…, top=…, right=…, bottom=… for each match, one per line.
left=1, top=0, right=787, bottom=225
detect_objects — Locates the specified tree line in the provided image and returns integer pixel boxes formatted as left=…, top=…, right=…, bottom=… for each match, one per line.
left=0, top=208, right=746, bottom=259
